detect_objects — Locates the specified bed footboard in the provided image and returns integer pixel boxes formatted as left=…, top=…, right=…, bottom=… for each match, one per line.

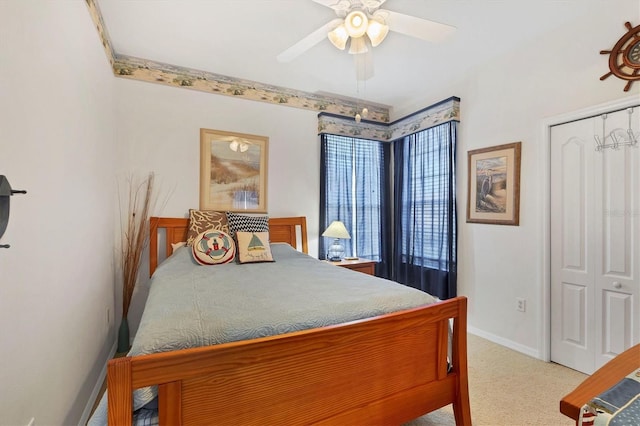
left=107, top=296, right=470, bottom=426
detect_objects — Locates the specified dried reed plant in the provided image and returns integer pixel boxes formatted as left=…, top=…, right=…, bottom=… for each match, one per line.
left=120, top=172, right=155, bottom=319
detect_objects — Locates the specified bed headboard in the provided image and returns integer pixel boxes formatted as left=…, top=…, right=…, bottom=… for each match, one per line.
left=149, top=216, right=308, bottom=276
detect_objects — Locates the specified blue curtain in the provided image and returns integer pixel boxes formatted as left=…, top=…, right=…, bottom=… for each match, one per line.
left=392, top=122, right=457, bottom=299
left=319, top=134, right=391, bottom=277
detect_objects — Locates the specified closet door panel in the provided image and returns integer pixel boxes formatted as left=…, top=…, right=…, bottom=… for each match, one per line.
left=560, top=283, right=587, bottom=345
left=561, top=141, right=587, bottom=271
left=594, top=108, right=639, bottom=369
left=551, top=126, right=595, bottom=374
left=602, top=290, right=633, bottom=356
left=601, top=146, right=632, bottom=275
left=551, top=103, right=639, bottom=374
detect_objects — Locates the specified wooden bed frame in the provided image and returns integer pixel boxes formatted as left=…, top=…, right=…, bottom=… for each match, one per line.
left=560, top=343, right=640, bottom=423
left=108, top=216, right=471, bottom=425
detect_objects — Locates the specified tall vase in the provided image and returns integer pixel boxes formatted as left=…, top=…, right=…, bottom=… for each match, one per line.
left=117, top=317, right=130, bottom=353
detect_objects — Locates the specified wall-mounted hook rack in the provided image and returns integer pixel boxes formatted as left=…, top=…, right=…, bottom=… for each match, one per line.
left=594, top=107, right=639, bottom=151
left=0, top=175, right=27, bottom=248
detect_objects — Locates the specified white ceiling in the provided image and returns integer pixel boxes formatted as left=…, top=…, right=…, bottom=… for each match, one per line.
left=98, top=0, right=596, bottom=116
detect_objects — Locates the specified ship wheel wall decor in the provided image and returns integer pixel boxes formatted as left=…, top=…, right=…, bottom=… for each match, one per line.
left=600, top=21, right=640, bottom=92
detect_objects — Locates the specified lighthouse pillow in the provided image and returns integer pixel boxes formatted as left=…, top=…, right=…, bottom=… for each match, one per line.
left=235, top=231, right=274, bottom=264
left=192, top=229, right=236, bottom=265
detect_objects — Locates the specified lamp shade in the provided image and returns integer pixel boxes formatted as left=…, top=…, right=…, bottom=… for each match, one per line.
left=348, top=36, right=368, bottom=54
left=322, top=220, right=351, bottom=239
left=344, top=10, right=368, bottom=38
left=328, top=25, right=349, bottom=50
left=366, top=19, right=389, bottom=47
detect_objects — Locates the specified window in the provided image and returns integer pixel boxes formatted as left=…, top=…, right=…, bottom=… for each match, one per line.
left=319, top=134, right=390, bottom=274
left=393, top=122, right=457, bottom=299
left=319, top=121, right=457, bottom=298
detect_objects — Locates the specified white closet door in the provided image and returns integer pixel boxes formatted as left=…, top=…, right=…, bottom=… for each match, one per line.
left=550, top=108, right=639, bottom=374
left=550, top=120, right=596, bottom=374
left=594, top=110, right=639, bottom=369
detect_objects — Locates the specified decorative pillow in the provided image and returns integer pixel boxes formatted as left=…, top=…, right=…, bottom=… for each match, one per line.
left=191, top=229, right=236, bottom=265
left=186, top=209, right=229, bottom=246
left=225, top=212, right=269, bottom=238
left=235, top=231, right=274, bottom=263
left=171, top=241, right=186, bottom=252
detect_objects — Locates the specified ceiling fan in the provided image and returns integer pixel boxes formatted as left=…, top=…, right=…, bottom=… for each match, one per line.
left=276, top=0, right=456, bottom=75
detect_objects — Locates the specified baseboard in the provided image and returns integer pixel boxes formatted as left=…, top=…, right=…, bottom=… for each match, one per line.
left=468, top=326, right=542, bottom=360
left=78, top=340, right=117, bottom=426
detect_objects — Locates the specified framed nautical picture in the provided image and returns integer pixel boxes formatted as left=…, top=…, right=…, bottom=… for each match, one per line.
left=466, top=142, right=521, bottom=225
left=200, top=128, right=268, bottom=213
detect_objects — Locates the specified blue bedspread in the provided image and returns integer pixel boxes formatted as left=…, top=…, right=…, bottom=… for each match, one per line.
left=88, top=243, right=437, bottom=425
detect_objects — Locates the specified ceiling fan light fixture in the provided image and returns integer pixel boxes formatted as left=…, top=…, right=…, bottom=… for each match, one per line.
left=328, top=24, right=349, bottom=50
left=348, top=36, right=369, bottom=54
left=366, top=18, right=389, bottom=47
left=344, top=10, right=368, bottom=38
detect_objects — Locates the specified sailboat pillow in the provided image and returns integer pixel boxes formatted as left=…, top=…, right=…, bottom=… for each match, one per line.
left=235, top=231, right=274, bottom=264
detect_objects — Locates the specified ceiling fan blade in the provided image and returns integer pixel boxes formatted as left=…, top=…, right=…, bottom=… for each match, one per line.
left=277, top=18, right=343, bottom=62
left=378, top=9, right=456, bottom=43
left=354, top=51, right=374, bottom=81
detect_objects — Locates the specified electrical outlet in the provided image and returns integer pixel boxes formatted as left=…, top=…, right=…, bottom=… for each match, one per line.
left=516, top=298, right=526, bottom=312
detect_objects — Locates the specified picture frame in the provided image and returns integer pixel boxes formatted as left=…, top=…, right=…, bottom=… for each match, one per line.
left=466, top=142, right=521, bottom=225
left=200, top=128, right=268, bottom=213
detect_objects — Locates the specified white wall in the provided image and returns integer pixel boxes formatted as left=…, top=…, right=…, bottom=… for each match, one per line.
left=431, top=1, right=639, bottom=356
left=0, top=2, right=116, bottom=425
left=116, top=0, right=640, bottom=357
left=1, top=3, right=637, bottom=424
left=114, top=79, right=321, bottom=337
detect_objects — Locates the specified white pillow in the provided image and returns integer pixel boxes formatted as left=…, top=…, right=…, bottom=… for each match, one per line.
left=171, top=241, right=186, bottom=252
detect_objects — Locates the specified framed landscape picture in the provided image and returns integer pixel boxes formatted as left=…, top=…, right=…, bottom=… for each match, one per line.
left=200, top=128, right=268, bottom=213
left=466, top=142, right=521, bottom=225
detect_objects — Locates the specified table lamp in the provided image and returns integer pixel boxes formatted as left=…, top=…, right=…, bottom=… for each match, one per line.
left=322, top=220, right=351, bottom=261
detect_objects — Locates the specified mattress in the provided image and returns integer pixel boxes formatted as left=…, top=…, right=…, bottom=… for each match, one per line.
left=88, top=243, right=438, bottom=425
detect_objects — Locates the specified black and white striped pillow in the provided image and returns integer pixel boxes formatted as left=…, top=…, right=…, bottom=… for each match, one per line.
left=225, top=212, right=269, bottom=238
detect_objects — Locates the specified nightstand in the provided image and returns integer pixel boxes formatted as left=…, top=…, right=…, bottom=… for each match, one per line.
left=326, top=258, right=377, bottom=276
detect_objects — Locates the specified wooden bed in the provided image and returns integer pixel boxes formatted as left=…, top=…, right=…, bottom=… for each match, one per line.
left=560, top=343, right=640, bottom=424
left=107, top=216, right=471, bottom=425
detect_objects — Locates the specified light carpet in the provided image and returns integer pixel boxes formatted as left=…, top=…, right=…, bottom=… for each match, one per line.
left=404, top=334, right=588, bottom=426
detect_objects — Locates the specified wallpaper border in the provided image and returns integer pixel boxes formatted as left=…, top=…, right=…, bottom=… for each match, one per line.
left=85, top=0, right=460, bottom=131
left=112, top=54, right=391, bottom=122
left=85, top=0, right=115, bottom=67
left=318, top=97, right=460, bottom=142
left=85, top=0, right=390, bottom=123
